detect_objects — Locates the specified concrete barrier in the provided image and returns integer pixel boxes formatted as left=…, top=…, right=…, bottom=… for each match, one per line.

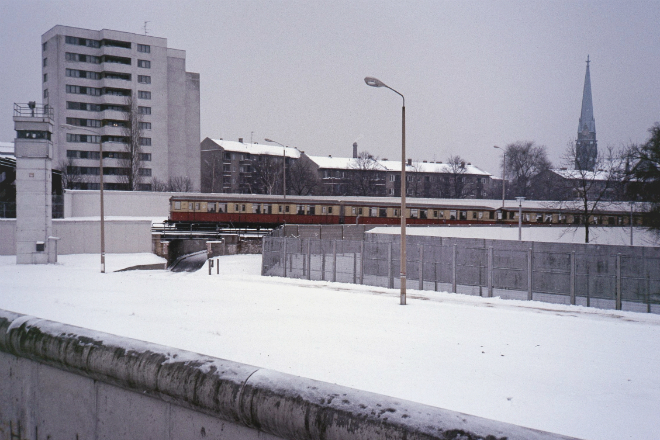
left=0, top=309, right=578, bottom=440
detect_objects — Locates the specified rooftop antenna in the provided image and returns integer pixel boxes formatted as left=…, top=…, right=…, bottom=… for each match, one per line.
left=143, top=21, right=150, bottom=36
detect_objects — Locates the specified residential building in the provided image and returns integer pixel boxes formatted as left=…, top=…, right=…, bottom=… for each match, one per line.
left=200, top=138, right=301, bottom=194
left=41, top=25, right=200, bottom=191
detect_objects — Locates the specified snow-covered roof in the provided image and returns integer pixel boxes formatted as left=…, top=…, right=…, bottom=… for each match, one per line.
left=307, top=155, right=491, bottom=176
left=207, top=139, right=301, bottom=159
left=550, top=168, right=615, bottom=181
left=0, top=142, right=14, bottom=157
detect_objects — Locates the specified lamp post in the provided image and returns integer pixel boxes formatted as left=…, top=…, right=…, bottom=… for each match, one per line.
left=493, top=145, right=506, bottom=207
left=515, top=197, right=525, bottom=241
left=265, top=138, right=287, bottom=199
left=364, top=76, right=407, bottom=305
left=61, top=124, right=105, bottom=273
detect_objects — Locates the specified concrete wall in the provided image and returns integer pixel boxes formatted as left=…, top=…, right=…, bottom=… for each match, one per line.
left=0, top=219, right=152, bottom=255
left=0, top=310, right=576, bottom=440
left=64, top=189, right=174, bottom=218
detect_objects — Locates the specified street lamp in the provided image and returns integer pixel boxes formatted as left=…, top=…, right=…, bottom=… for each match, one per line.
left=493, top=145, right=506, bottom=207
left=364, top=76, right=407, bottom=305
left=264, top=138, right=287, bottom=199
left=515, top=197, right=525, bottom=241
left=61, top=124, right=105, bottom=273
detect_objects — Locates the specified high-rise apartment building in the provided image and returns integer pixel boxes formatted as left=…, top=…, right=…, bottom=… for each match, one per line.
left=41, top=25, right=200, bottom=191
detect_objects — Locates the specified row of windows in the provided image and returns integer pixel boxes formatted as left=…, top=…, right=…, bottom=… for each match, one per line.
left=66, top=52, right=151, bottom=68
left=66, top=117, right=102, bottom=128
left=66, top=85, right=102, bottom=96
left=67, top=84, right=148, bottom=98
left=67, top=150, right=151, bottom=161
left=64, top=69, right=151, bottom=84
left=66, top=101, right=152, bottom=115
left=67, top=166, right=151, bottom=176
left=16, top=131, right=51, bottom=140
left=64, top=36, right=145, bottom=51
left=66, top=133, right=152, bottom=145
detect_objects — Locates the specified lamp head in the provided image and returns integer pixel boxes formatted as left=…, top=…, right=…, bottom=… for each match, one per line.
left=265, top=138, right=273, bottom=143
left=364, top=77, right=386, bottom=88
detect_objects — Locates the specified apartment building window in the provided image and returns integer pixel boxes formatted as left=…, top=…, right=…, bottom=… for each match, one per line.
left=138, top=122, right=151, bottom=130
left=67, top=150, right=100, bottom=160
left=66, top=85, right=102, bottom=96
left=139, top=153, right=151, bottom=161
left=137, top=44, right=150, bottom=53
left=138, top=75, right=151, bottom=84
left=139, top=137, right=152, bottom=146
left=66, top=117, right=101, bottom=128
left=103, top=152, right=129, bottom=159
left=138, top=90, right=151, bottom=99
left=101, top=104, right=128, bottom=112
left=42, top=42, right=47, bottom=51
left=65, top=53, right=101, bottom=64
left=138, top=168, right=152, bottom=176
left=66, top=69, right=102, bottom=80
left=102, top=136, right=128, bottom=143
left=223, top=165, right=231, bottom=172
left=43, top=58, right=47, bottom=67
left=103, top=87, right=130, bottom=96
left=103, top=119, right=126, bottom=127
left=389, top=175, right=396, bottom=182
left=102, top=55, right=131, bottom=65
left=43, top=74, right=47, bottom=83
left=67, top=101, right=102, bottom=111
left=65, top=36, right=101, bottom=48
left=43, top=89, right=48, bottom=99
left=66, top=134, right=101, bottom=143
left=138, top=106, right=151, bottom=115
left=102, top=39, right=131, bottom=49
left=103, top=72, right=131, bottom=81
left=137, top=60, right=151, bottom=68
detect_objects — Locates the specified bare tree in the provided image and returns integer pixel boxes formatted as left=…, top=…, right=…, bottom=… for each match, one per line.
left=348, top=151, right=385, bottom=196
left=150, top=176, right=193, bottom=192
left=288, top=159, right=321, bottom=195
left=504, top=141, right=552, bottom=198
left=626, top=123, right=660, bottom=232
left=251, top=156, right=283, bottom=195
left=406, top=162, right=426, bottom=197
left=118, top=94, right=144, bottom=191
left=560, top=142, right=625, bottom=243
left=57, top=156, right=88, bottom=190
left=447, top=155, right=468, bottom=198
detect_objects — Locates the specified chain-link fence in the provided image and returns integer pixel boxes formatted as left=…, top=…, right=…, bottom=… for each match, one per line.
left=262, top=235, right=660, bottom=313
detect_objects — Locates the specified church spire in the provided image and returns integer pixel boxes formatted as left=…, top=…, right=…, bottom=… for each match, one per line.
left=576, top=55, right=598, bottom=171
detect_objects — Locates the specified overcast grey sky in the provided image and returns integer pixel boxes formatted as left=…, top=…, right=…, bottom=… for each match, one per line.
left=1, top=0, right=659, bottom=176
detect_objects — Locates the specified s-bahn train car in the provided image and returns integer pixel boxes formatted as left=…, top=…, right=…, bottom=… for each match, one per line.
left=168, top=193, right=643, bottom=229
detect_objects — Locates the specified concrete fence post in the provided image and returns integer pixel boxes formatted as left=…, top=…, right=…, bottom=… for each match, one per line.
left=302, top=239, right=307, bottom=278
left=216, top=259, right=219, bottom=275
left=419, top=245, right=424, bottom=291
left=452, top=244, right=457, bottom=293
left=283, top=238, right=288, bottom=278
left=528, top=248, right=533, bottom=301
left=388, top=242, right=393, bottom=289
left=321, top=242, right=326, bottom=281
left=360, top=241, right=365, bottom=285
left=434, top=259, right=438, bottom=292
left=307, top=239, right=311, bottom=280
left=616, top=253, right=622, bottom=310
left=332, top=240, right=337, bottom=282
left=487, top=246, right=493, bottom=298
left=570, top=251, right=576, bottom=305
left=208, top=258, right=213, bottom=275
left=353, top=249, right=357, bottom=285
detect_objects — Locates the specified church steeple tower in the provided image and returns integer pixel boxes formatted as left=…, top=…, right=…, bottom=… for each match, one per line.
left=576, top=55, right=598, bottom=171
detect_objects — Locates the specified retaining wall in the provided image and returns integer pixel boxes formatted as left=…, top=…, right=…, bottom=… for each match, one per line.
left=0, top=310, right=577, bottom=440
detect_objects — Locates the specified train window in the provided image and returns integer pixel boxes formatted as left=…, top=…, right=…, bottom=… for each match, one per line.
left=472, top=212, right=477, bottom=219
left=536, top=214, right=543, bottom=223
left=220, top=204, right=226, bottom=213
left=322, top=206, right=326, bottom=214
left=478, top=212, right=483, bottom=219
left=241, top=204, right=246, bottom=212
left=370, top=207, right=377, bottom=217
left=297, top=205, right=305, bottom=215
left=253, top=204, right=261, bottom=214
left=393, top=209, right=399, bottom=217
left=358, top=207, right=363, bottom=215
left=509, top=211, right=515, bottom=220
left=174, top=201, right=181, bottom=210
left=285, top=205, right=290, bottom=213
left=545, top=214, right=552, bottom=223
left=433, top=210, right=438, bottom=218
left=420, top=210, right=427, bottom=219
left=195, top=203, right=200, bottom=211
left=279, top=205, right=283, bottom=213
left=438, top=210, right=444, bottom=219
left=379, top=208, right=387, bottom=217
left=308, top=205, right=315, bottom=215
left=489, top=211, right=494, bottom=220
left=459, top=211, right=467, bottom=220
left=410, top=209, right=417, bottom=218
left=263, top=204, right=271, bottom=214
left=496, top=211, right=502, bottom=220
left=328, top=206, right=332, bottom=214
left=450, top=210, right=457, bottom=220
left=207, top=203, right=216, bottom=213
left=525, top=213, right=531, bottom=222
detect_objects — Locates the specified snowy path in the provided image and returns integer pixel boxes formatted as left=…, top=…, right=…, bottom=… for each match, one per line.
left=1, top=253, right=659, bottom=440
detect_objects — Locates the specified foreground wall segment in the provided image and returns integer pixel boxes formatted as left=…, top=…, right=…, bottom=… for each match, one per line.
left=0, top=310, right=578, bottom=440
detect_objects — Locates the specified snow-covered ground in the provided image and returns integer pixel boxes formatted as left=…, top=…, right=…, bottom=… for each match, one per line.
left=370, top=225, right=660, bottom=247
left=1, top=252, right=659, bottom=440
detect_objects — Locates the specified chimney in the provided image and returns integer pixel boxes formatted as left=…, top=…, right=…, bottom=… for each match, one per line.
left=238, top=138, right=244, bottom=143
left=353, top=142, right=358, bottom=158
left=407, top=158, right=412, bottom=166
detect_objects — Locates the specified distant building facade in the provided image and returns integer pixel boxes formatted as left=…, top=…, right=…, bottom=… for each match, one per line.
left=576, top=56, right=598, bottom=171
left=41, top=25, right=200, bottom=191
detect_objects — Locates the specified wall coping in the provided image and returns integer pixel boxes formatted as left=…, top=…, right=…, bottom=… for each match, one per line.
left=0, top=309, right=579, bottom=440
